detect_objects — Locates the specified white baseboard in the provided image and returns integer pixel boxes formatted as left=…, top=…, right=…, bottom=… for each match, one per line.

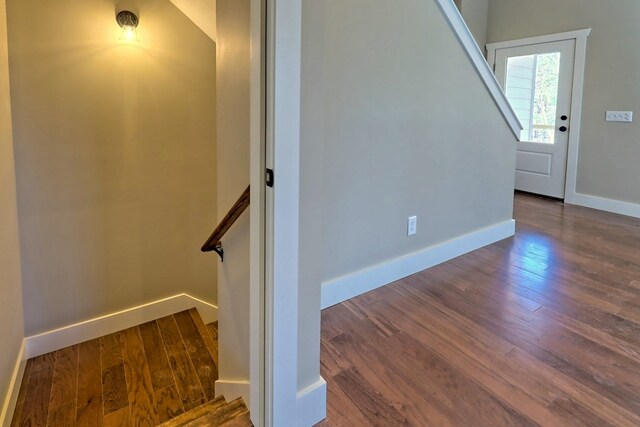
left=296, top=376, right=327, bottom=427
left=25, top=293, right=217, bottom=359
left=215, top=379, right=251, bottom=407
left=571, top=193, right=640, bottom=219
left=1, top=340, right=26, bottom=427
left=321, top=220, right=516, bottom=309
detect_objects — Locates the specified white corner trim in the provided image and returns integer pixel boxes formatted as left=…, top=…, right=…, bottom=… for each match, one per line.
left=486, top=28, right=592, bottom=204
left=0, top=340, right=26, bottom=427
left=322, top=220, right=516, bottom=309
left=296, top=376, right=327, bottom=427
left=571, top=193, right=640, bottom=219
left=25, top=294, right=217, bottom=359
left=435, top=0, right=522, bottom=139
left=216, top=379, right=251, bottom=408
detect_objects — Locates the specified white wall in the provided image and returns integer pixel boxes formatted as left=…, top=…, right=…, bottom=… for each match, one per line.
left=300, top=0, right=516, bottom=393
left=7, top=0, right=218, bottom=336
left=488, top=0, right=640, bottom=206
left=215, top=0, right=251, bottom=399
left=0, top=0, right=24, bottom=411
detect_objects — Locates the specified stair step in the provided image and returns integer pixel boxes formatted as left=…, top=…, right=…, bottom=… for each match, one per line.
left=205, top=321, right=219, bottom=367
left=157, top=396, right=251, bottom=427
left=184, top=308, right=218, bottom=370
left=157, top=396, right=227, bottom=426
left=181, top=398, right=250, bottom=427
left=206, top=321, right=218, bottom=340
left=219, top=411, right=252, bottom=427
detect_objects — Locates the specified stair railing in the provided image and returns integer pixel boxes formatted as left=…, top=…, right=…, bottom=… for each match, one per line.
left=201, top=185, right=250, bottom=261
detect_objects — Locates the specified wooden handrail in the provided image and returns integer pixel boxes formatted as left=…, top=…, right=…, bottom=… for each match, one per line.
left=201, top=185, right=250, bottom=260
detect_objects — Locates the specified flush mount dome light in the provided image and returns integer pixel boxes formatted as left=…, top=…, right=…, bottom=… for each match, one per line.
left=116, top=10, right=139, bottom=42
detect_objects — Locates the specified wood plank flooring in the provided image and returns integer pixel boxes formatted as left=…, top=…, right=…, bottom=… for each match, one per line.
left=11, top=309, right=220, bottom=426
left=320, top=193, right=640, bottom=426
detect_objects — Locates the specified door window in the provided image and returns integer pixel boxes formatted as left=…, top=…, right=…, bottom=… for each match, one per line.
left=504, top=52, right=561, bottom=144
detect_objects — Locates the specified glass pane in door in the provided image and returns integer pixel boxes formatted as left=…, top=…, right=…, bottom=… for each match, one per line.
left=505, top=52, right=561, bottom=144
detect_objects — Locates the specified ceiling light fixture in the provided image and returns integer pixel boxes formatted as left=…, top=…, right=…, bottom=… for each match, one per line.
left=116, top=10, right=139, bottom=42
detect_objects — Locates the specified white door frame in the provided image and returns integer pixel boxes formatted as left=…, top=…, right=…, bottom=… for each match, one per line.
left=257, top=0, right=329, bottom=424
left=487, top=28, right=591, bottom=203
left=258, top=0, right=304, bottom=426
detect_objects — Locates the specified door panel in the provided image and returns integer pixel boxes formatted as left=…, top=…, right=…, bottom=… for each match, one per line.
left=516, top=151, right=552, bottom=175
left=494, top=39, right=575, bottom=199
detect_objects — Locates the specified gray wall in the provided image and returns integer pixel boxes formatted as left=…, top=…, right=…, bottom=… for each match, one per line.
left=7, top=0, right=218, bottom=335
left=0, top=0, right=24, bottom=407
left=458, top=0, right=490, bottom=53
left=300, top=0, right=516, bottom=390
left=216, top=0, right=251, bottom=391
left=488, top=0, right=640, bottom=204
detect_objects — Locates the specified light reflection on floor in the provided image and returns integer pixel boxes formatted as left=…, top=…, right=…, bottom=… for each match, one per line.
left=508, top=231, right=554, bottom=292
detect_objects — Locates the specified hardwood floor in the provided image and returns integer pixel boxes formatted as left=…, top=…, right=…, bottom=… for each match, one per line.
left=320, top=193, right=640, bottom=426
left=10, top=308, right=233, bottom=426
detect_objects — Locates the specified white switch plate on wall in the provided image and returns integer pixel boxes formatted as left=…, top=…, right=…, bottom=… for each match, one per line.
left=408, top=216, right=417, bottom=236
left=606, top=111, right=633, bottom=122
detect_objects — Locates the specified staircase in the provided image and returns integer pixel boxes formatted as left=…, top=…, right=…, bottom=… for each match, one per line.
left=10, top=310, right=252, bottom=426
left=164, top=318, right=252, bottom=427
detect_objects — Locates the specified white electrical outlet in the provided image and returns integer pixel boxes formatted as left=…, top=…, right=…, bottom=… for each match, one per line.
left=408, top=216, right=417, bottom=236
left=606, top=111, right=633, bottom=122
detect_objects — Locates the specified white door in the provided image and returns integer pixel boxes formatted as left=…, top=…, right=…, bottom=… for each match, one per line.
left=493, top=39, right=575, bottom=199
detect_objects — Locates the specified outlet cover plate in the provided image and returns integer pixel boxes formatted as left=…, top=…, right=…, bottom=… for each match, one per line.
left=606, top=111, right=633, bottom=122
left=408, top=216, right=417, bottom=236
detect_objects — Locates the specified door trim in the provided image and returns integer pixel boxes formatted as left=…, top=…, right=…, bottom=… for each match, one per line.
left=249, top=0, right=266, bottom=425
left=263, top=0, right=306, bottom=425
left=487, top=28, right=591, bottom=203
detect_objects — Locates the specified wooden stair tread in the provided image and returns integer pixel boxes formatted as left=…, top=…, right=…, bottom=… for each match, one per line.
left=158, top=396, right=251, bottom=427
left=218, top=411, right=252, bottom=427
left=206, top=322, right=218, bottom=340
left=183, top=309, right=215, bottom=368
left=157, top=396, right=227, bottom=426
left=205, top=321, right=219, bottom=367
left=184, top=398, right=249, bottom=427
